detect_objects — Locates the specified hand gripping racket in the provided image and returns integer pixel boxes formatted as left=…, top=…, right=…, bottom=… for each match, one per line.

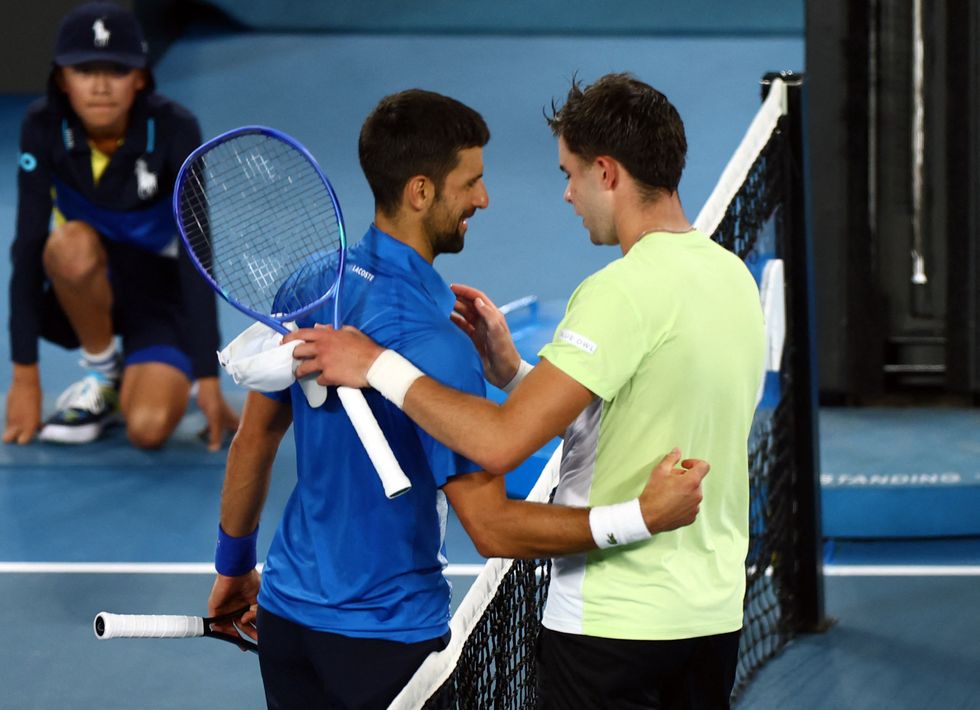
left=94, top=607, right=258, bottom=653
left=174, top=126, right=411, bottom=499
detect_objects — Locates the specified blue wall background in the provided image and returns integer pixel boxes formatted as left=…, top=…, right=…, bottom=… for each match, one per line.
left=0, top=27, right=804, bottom=396
left=198, top=0, right=804, bottom=35
left=0, top=1, right=805, bottom=394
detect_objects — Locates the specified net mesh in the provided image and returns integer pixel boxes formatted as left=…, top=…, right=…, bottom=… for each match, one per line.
left=389, top=452, right=561, bottom=710
left=423, top=559, right=551, bottom=708
left=176, top=129, right=343, bottom=319
left=707, top=84, right=814, bottom=693
left=390, top=78, right=815, bottom=708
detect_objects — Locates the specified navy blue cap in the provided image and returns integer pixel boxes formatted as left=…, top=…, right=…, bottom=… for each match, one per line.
left=54, top=2, right=148, bottom=69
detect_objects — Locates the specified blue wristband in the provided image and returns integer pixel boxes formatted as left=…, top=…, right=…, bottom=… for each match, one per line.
left=215, top=524, right=258, bottom=576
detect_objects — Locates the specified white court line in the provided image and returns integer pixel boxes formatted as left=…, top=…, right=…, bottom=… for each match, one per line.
left=823, top=564, right=980, bottom=576
left=0, top=562, right=488, bottom=576
left=0, top=562, right=978, bottom=576
left=0, top=562, right=217, bottom=574
left=444, top=564, right=485, bottom=576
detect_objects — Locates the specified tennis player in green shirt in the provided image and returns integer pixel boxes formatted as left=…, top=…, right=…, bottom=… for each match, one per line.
left=288, top=73, right=765, bottom=710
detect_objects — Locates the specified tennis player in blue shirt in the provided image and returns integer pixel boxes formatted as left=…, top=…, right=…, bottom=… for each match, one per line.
left=208, top=89, right=708, bottom=710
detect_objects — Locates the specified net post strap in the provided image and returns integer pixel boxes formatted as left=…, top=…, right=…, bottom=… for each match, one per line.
left=387, top=444, right=563, bottom=710
left=694, top=78, right=788, bottom=238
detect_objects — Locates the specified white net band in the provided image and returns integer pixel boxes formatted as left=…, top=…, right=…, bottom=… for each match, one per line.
left=694, top=78, right=788, bottom=238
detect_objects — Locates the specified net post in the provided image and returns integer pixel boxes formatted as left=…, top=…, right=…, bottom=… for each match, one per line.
left=761, top=71, right=828, bottom=633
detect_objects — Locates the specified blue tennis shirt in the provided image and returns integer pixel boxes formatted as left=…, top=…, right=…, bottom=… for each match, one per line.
left=258, top=225, right=486, bottom=642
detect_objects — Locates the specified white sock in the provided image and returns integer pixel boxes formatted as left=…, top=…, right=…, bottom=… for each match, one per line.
left=82, top=342, right=121, bottom=382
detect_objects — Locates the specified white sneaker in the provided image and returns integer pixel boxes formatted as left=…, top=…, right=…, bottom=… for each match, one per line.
left=38, top=375, right=120, bottom=444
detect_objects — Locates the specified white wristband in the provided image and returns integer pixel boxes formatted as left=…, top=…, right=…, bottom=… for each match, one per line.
left=365, top=349, right=425, bottom=409
left=501, top=359, right=533, bottom=393
left=589, top=499, right=652, bottom=549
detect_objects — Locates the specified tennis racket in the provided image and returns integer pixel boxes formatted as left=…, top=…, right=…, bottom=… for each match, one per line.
left=174, top=126, right=411, bottom=499
left=94, top=606, right=258, bottom=653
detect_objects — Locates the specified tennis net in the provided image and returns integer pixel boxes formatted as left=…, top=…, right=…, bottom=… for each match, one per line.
left=389, top=449, right=560, bottom=709
left=390, top=73, right=822, bottom=708
left=696, top=73, right=824, bottom=694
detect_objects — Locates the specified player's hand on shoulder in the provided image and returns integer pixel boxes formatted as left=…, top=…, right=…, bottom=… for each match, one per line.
left=3, top=366, right=42, bottom=445
left=285, top=324, right=383, bottom=388
left=449, top=283, right=522, bottom=388
left=639, top=448, right=710, bottom=534
left=196, top=377, right=240, bottom=452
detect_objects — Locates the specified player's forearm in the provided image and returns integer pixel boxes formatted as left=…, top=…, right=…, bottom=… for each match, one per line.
left=218, top=393, right=291, bottom=535
left=294, top=328, right=589, bottom=472
left=466, top=500, right=595, bottom=558
left=218, top=430, right=279, bottom=536
left=401, top=361, right=590, bottom=475
left=402, top=377, right=549, bottom=475
left=448, top=459, right=668, bottom=560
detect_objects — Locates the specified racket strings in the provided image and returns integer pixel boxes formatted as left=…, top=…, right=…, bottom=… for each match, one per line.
left=178, top=132, right=343, bottom=316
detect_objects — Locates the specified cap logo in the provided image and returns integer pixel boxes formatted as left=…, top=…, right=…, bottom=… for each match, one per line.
left=92, top=18, right=111, bottom=47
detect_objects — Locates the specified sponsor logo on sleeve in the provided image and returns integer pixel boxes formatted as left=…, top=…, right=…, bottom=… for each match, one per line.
left=558, top=328, right=598, bottom=355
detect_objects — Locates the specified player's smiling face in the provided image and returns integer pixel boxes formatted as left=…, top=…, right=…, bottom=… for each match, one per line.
left=425, top=146, right=489, bottom=256
left=558, top=136, right=617, bottom=246
left=57, top=62, right=145, bottom=140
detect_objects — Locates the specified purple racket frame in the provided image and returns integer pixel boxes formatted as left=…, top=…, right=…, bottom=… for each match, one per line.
left=173, top=125, right=411, bottom=499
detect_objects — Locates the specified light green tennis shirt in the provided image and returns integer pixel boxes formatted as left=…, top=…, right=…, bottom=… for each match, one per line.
left=539, top=229, right=765, bottom=640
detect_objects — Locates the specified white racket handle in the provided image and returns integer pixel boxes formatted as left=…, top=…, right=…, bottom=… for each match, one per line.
left=94, top=612, right=204, bottom=639
left=336, top=386, right=412, bottom=499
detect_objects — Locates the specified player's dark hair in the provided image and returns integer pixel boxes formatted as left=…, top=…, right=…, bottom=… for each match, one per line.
left=360, top=89, right=490, bottom=217
left=546, top=73, right=686, bottom=200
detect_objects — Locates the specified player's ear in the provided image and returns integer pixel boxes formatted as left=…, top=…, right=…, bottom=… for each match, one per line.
left=404, top=175, right=433, bottom=212
left=134, top=69, right=147, bottom=92
left=595, top=156, right=619, bottom=189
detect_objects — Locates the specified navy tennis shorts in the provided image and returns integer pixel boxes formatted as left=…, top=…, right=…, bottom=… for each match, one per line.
left=256, top=606, right=449, bottom=710
left=39, top=239, right=193, bottom=379
left=535, top=626, right=741, bottom=710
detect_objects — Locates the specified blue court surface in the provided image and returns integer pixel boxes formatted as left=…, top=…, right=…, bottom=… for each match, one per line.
left=1, top=20, right=979, bottom=710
